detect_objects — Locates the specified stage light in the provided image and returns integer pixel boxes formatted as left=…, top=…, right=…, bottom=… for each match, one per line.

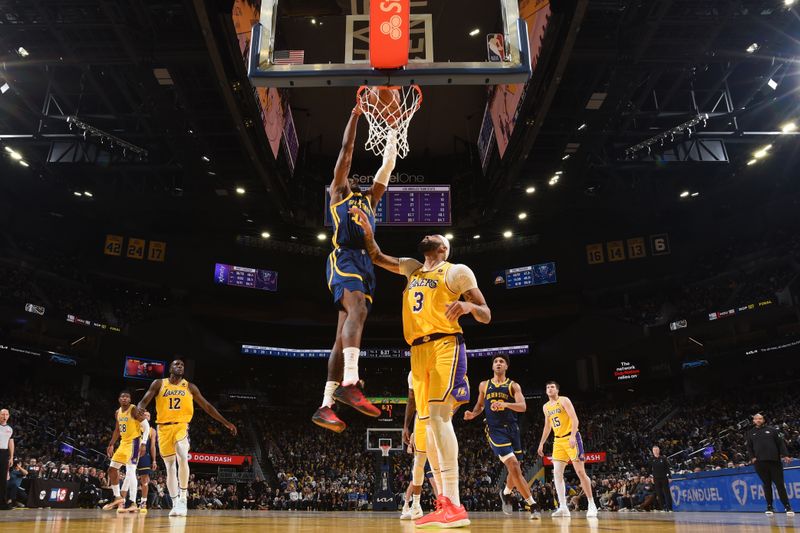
left=781, top=121, right=797, bottom=133
left=445, top=233, right=454, bottom=240
left=786, top=0, right=796, bottom=6
left=201, top=155, right=210, bottom=162
left=691, top=192, right=699, bottom=197
left=4, top=147, right=13, bottom=153
left=577, top=123, right=587, bottom=131
left=518, top=212, right=527, bottom=220
left=17, top=47, right=29, bottom=57
left=555, top=171, right=563, bottom=175
left=19, top=161, right=29, bottom=167
left=317, top=233, right=326, bottom=241
left=84, top=191, right=93, bottom=197
left=525, top=186, right=536, bottom=194
left=261, top=232, right=271, bottom=239
left=469, top=28, right=480, bottom=37
left=753, top=145, right=771, bottom=159
left=73, top=192, right=83, bottom=197
left=747, top=159, right=757, bottom=166
left=473, top=234, right=481, bottom=240
left=9, top=151, right=22, bottom=161
left=746, top=43, right=759, bottom=54
left=1, top=82, right=9, bottom=94
left=767, top=78, right=778, bottom=90
left=680, top=191, right=690, bottom=198
left=503, top=230, right=513, bottom=238
left=236, top=187, right=246, bottom=195
left=562, top=154, right=570, bottom=160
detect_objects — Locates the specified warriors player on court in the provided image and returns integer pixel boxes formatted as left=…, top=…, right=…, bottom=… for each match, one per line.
left=313, top=103, right=398, bottom=432
left=136, top=410, right=157, bottom=513
left=353, top=207, right=491, bottom=528
left=138, top=359, right=237, bottom=516
left=463, top=355, right=540, bottom=519
left=103, top=390, right=148, bottom=512
left=537, top=381, right=598, bottom=517
left=401, top=370, right=438, bottom=520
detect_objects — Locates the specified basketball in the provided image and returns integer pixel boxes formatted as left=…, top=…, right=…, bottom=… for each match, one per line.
left=364, top=87, right=402, bottom=124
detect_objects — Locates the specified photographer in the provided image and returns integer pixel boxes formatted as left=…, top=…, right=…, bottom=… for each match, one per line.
left=7, top=460, right=27, bottom=508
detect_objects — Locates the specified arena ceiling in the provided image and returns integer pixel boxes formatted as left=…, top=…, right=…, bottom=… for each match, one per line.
left=0, top=0, right=799, bottom=247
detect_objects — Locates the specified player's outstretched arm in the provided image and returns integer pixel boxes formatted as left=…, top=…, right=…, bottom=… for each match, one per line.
left=537, top=405, right=552, bottom=457
left=497, top=382, right=527, bottom=413
left=188, top=383, right=237, bottom=436
left=464, top=381, right=487, bottom=421
left=368, top=130, right=397, bottom=206
left=137, top=379, right=162, bottom=413
left=331, top=107, right=361, bottom=201
left=349, top=206, right=403, bottom=274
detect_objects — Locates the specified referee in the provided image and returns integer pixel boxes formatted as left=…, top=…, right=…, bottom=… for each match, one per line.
left=746, top=413, right=794, bottom=516
left=0, top=409, right=13, bottom=511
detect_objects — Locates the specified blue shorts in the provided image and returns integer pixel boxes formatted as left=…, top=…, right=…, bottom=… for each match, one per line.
left=424, top=460, right=434, bottom=479
left=137, top=453, right=153, bottom=477
left=485, top=424, right=523, bottom=461
left=326, top=248, right=375, bottom=310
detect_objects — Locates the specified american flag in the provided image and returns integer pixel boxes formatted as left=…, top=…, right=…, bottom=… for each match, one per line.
left=273, top=50, right=304, bottom=65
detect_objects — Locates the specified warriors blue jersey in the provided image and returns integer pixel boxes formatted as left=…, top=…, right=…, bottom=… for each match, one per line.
left=326, top=191, right=377, bottom=308
left=484, top=379, right=517, bottom=427
left=330, top=191, right=375, bottom=249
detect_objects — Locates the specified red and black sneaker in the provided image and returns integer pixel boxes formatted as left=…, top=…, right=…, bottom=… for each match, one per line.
left=311, top=406, right=346, bottom=433
left=333, top=384, right=381, bottom=417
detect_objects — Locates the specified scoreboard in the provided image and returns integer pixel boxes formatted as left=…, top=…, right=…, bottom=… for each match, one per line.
left=324, top=185, right=451, bottom=226
left=241, top=344, right=530, bottom=358
left=495, top=262, right=557, bottom=289
left=214, top=263, right=278, bottom=292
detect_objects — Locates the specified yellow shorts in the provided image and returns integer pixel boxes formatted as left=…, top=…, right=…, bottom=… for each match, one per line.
left=157, top=423, right=190, bottom=457
left=552, top=433, right=584, bottom=463
left=413, top=415, right=428, bottom=453
left=410, top=335, right=470, bottom=420
left=111, top=438, right=141, bottom=466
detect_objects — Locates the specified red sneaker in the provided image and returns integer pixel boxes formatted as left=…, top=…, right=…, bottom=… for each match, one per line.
left=311, top=406, right=346, bottom=433
left=415, top=496, right=470, bottom=528
left=333, top=384, right=380, bottom=417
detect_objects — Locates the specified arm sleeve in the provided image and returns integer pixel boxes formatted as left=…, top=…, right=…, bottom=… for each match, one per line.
left=140, top=419, right=150, bottom=444
left=407, top=371, right=413, bottom=389
left=399, top=258, right=423, bottom=278
left=446, top=264, right=479, bottom=295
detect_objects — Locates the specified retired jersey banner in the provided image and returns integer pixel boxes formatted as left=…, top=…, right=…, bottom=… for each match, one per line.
left=669, top=462, right=800, bottom=512
left=543, top=451, right=606, bottom=466
left=187, top=453, right=252, bottom=466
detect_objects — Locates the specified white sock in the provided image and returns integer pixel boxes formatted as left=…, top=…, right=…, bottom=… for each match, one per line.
left=321, top=381, right=339, bottom=408
left=429, top=402, right=460, bottom=507
left=112, top=484, right=121, bottom=498
left=553, top=462, right=567, bottom=509
left=164, top=456, right=179, bottom=498
left=412, top=494, right=420, bottom=507
left=503, top=486, right=513, bottom=495
left=342, top=347, right=360, bottom=385
left=526, top=496, right=535, bottom=505
left=588, top=498, right=597, bottom=509
left=425, top=428, right=443, bottom=491
left=126, top=465, right=138, bottom=503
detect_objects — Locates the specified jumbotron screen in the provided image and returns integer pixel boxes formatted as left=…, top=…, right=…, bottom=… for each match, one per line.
left=214, top=263, right=278, bottom=292
left=124, top=357, right=166, bottom=380
left=324, top=185, right=451, bottom=226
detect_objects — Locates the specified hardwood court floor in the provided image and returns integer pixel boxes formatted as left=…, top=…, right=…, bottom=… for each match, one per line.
left=0, top=509, right=796, bottom=532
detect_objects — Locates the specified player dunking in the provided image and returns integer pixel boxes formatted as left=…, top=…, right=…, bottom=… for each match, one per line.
left=312, top=104, right=398, bottom=432
left=102, top=390, right=149, bottom=513
left=400, top=370, right=438, bottom=520
left=136, top=410, right=157, bottom=514
left=353, top=207, right=491, bottom=528
left=463, top=355, right=540, bottom=519
left=137, top=359, right=237, bottom=517
left=537, top=381, right=598, bottom=517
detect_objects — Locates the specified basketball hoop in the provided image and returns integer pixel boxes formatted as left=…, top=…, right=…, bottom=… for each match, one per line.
left=356, top=85, right=422, bottom=159
left=378, top=437, right=393, bottom=457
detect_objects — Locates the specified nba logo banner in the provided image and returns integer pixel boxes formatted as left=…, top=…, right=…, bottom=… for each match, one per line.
left=487, top=34, right=505, bottom=62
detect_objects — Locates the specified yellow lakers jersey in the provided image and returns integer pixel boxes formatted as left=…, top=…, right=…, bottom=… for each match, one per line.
left=546, top=398, right=572, bottom=438
left=117, top=407, right=142, bottom=442
left=402, top=262, right=462, bottom=345
left=155, top=378, right=194, bottom=424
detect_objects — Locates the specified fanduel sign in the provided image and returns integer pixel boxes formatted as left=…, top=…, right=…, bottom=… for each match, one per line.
left=670, top=462, right=800, bottom=512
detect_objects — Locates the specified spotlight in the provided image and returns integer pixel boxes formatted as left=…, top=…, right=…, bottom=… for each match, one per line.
left=1, top=82, right=9, bottom=94
left=469, top=28, right=480, bottom=37
left=503, top=230, right=513, bottom=238
left=84, top=191, right=93, bottom=197
left=9, top=151, right=22, bottom=161
left=562, top=154, right=570, bottom=160
left=311, top=18, right=317, bottom=24
left=680, top=191, right=690, bottom=198
left=201, top=155, right=210, bottom=162
left=235, top=187, right=246, bottom=195
left=19, top=160, right=29, bottom=167
left=747, top=159, right=757, bottom=166
left=753, top=145, right=771, bottom=159
left=17, top=47, right=29, bottom=58
left=767, top=78, right=778, bottom=91
left=473, top=234, right=481, bottom=240
left=577, top=123, right=587, bottom=131
left=4, top=147, right=12, bottom=153
left=786, top=0, right=796, bottom=6
left=781, top=121, right=797, bottom=133
left=525, top=186, right=536, bottom=194
left=444, top=233, right=454, bottom=240
left=746, top=43, right=759, bottom=54
left=261, top=232, right=271, bottom=239
left=518, top=212, right=527, bottom=220
left=73, top=191, right=83, bottom=197
left=317, top=233, right=326, bottom=241
left=691, top=192, right=699, bottom=197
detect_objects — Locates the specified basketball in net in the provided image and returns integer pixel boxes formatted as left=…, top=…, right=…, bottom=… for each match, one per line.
left=356, top=85, right=422, bottom=159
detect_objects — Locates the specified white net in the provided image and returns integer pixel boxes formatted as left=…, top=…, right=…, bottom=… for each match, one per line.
left=356, top=85, right=422, bottom=159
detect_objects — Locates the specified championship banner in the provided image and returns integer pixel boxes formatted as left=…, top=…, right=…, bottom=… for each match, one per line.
left=543, top=451, right=606, bottom=466
left=669, top=462, right=800, bottom=512
left=187, top=452, right=252, bottom=466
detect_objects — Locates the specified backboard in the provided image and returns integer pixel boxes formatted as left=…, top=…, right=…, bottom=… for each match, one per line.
left=248, top=0, right=532, bottom=88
